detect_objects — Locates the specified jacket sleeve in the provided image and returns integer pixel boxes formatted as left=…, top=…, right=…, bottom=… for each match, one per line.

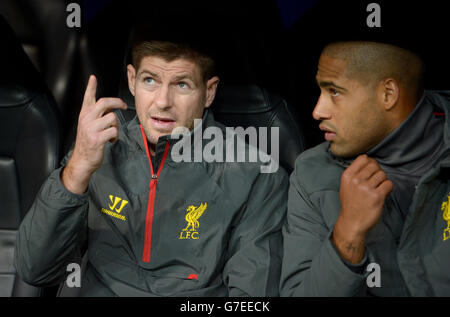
left=14, top=166, right=89, bottom=287
left=222, top=168, right=289, bottom=297
left=280, top=166, right=372, bottom=296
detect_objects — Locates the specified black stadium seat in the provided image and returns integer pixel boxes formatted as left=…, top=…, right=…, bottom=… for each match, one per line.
left=211, top=84, right=305, bottom=174
left=0, top=16, right=62, bottom=296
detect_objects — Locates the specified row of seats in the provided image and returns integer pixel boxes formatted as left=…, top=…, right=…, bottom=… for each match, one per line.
left=0, top=12, right=306, bottom=296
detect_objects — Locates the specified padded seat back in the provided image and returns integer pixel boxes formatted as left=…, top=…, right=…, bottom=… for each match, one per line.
left=0, top=16, right=61, bottom=297
left=211, top=84, right=305, bottom=173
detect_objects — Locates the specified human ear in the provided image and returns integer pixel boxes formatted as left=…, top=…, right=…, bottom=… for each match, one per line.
left=204, top=76, right=220, bottom=108
left=127, top=64, right=136, bottom=97
left=380, top=78, right=399, bottom=111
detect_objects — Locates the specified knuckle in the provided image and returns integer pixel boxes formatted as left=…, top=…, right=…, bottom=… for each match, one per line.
left=373, top=189, right=383, bottom=199
left=386, top=180, right=394, bottom=190
left=360, top=182, right=371, bottom=193
left=108, top=112, right=117, bottom=122
left=103, top=112, right=112, bottom=122
left=96, top=98, right=107, bottom=108
left=359, top=154, right=369, bottom=162
left=341, top=171, right=350, bottom=182
left=351, top=177, right=361, bottom=186
left=376, top=172, right=386, bottom=182
left=93, top=135, right=103, bottom=146
left=368, top=190, right=381, bottom=202
left=106, top=114, right=118, bottom=128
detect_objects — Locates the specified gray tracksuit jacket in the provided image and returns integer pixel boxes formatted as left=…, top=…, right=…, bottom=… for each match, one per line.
left=281, top=91, right=450, bottom=296
left=15, top=109, right=288, bottom=296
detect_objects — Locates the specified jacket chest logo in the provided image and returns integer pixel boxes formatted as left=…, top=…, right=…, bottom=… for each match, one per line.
left=442, top=193, right=450, bottom=241
left=179, top=202, right=207, bottom=240
left=108, top=195, right=128, bottom=213
left=101, top=195, right=128, bottom=221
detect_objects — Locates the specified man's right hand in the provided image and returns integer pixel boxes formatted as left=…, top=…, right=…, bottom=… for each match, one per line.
left=61, top=75, right=127, bottom=195
left=332, top=154, right=393, bottom=264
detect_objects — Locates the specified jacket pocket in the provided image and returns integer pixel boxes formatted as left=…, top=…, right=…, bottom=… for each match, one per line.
left=145, top=270, right=201, bottom=296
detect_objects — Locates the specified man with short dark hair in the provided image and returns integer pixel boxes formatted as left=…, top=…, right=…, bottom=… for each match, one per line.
left=15, top=38, right=288, bottom=296
left=280, top=41, right=450, bottom=296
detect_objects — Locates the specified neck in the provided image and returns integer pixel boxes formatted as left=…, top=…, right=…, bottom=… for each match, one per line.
left=149, top=143, right=156, bottom=156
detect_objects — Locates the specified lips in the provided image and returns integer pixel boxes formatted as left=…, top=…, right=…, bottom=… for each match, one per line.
left=150, top=116, right=176, bottom=130
left=319, top=124, right=337, bottom=141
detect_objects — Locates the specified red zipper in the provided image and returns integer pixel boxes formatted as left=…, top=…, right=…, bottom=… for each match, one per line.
left=139, top=125, right=170, bottom=263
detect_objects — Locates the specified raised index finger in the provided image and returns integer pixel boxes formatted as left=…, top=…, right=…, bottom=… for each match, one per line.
left=82, top=75, right=97, bottom=108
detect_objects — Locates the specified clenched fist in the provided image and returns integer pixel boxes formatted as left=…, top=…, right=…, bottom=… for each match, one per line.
left=332, top=154, right=393, bottom=264
left=61, top=75, right=127, bottom=194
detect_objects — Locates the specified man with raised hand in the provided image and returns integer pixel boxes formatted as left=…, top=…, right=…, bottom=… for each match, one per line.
left=14, top=37, right=288, bottom=296
left=281, top=41, right=450, bottom=296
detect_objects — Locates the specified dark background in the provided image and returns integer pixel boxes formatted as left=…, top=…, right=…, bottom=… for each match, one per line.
left=1, top=0, right=450, bottom=151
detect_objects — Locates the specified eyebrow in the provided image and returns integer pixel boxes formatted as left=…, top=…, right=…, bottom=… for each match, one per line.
left=173, top=74, right=195, bottom=83
left=316, top=79, right=347, bottom=92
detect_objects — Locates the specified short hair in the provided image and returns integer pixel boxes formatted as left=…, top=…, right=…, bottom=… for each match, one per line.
left=322, top=41, right=425, bottom=99
left=131, top=40, right=215, bottom=82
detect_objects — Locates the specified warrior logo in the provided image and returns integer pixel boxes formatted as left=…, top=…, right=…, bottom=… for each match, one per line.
left=101, top=195, right=128, bottom=221
left=179, top=203, right=207, bottom=240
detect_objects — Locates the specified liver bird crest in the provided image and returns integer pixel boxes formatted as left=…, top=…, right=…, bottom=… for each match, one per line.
left=182, top=202, right=207, bottom=232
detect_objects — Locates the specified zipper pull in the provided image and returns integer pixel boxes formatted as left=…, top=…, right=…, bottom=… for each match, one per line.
left=149, top=174, right=158, bottom=189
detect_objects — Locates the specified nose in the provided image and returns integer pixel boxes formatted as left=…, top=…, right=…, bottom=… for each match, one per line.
left=312, top=93, right=332, bottom=121
left=154, top=84, right=172, bottom=110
